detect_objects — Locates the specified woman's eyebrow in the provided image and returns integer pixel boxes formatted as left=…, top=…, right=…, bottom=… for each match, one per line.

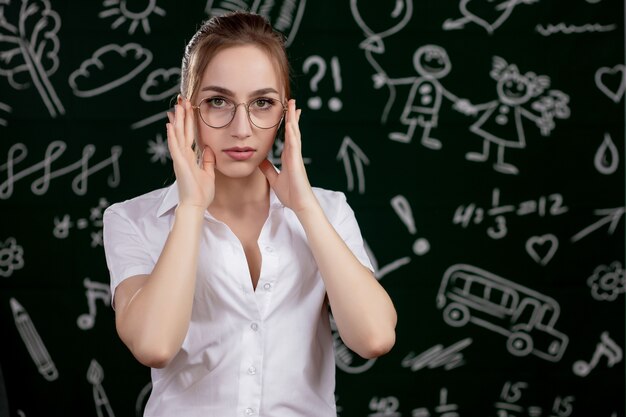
left=200, top=85, right=280, bottom=97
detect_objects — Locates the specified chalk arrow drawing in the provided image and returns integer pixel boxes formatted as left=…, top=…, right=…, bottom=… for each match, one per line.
left=595, top=65, right=625, bottom=103
left=337, top=136, right=369, bottom=194
left=571, top=207, right=625, bottom=243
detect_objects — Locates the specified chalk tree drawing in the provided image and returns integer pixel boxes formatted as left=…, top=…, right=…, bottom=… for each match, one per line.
left=570, top=207, right=625, bottom=243
left=302, top=55, right=343, bottom=111
left=0, top=0, right=65, bottom=117
left=87, top=359, right=116, bottom=417
left=402, top=338, right=472, bottom=372
left=69, top=43, right=153, bottom=98
left=147, top=133, right=170, bottom=164
left=140, top=67, right=180, bottom=102
left=595, top=65, right=625, bottom=103
left=99, top=0, right=166, bottom=35
left=337, top=136, right=369, bottom=194
left=595, top=133, right=619, bottom=175
left=351, top=0, right=413, bottom=123
left=587, top=261, right=625, bottom=302
left=443, top=0, right=540, bottom=34
left=573, top=332, right=623, bottom=377
left=374, top=45, right=474, bottom=148
left=77, top=278, right=111, bottom=330
left=10, top=298, right=59, bottom=381
left=437, top=264, right=569, bottom=362
left=205, top=0, right=305, bottom=47
left=0, top=102, right=12, bottom=127
left=463, top=56, right=570, bottom=175
left=0, top=237, right=24, bottom=277
left=525, top=234, right=558, bottom=266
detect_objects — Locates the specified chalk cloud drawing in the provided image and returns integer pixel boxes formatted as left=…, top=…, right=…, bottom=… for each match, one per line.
left=331, top=314, right=377, bottom=374
left=525, top=234, right=558, bottom=266
left=368, top=396, right=401, bottom=417
left=53, top=198, right=110, bottom=248
left=402, top=338, right=472, bottom=372
left=350, top=0, right=413, bottom=123
left=412, top=388, right=459, bottom=417
left=0, top=237, right=24, bottom=277
left=99, top=0, right=166, bottom=35
left=594, top=133, right=619, bottom=175
left=140, top=67, right=180, bottom=102
left=587, top=261, right=625, bottom=302
left=87, top=359, right=116, bottom=417
left=595, top=65, right=625, bottom=103
left=443, top=0, right=540, bottom=34
left=77, top=278, right=112, bottom=330
left=391, top=195, right=430, bottom=255
left=69, top=43, right=153, bottom=97
left=205, top=0, right=305, bottom=47
left=10, top=298, right=59, bottom=381
left=0, top=0, right=65, bottom=117
left=464, top=56, right=570, bottom=175
left=573, top=332, right=623, bottom=377
left=0, top=102, right=12, bottom=127
left=337, top=136, right=369, bottom=194
left=147, top=133, right=170, bottom=164
left=437, top=264, right=568, bottom=362
left=570, top=207, right=624, bottom=243
left=302, top=55, right=343, bottom=111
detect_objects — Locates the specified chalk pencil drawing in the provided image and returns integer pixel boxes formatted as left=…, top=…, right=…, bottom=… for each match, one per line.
left=0, top=141, right=122, bottom=200
left=374, top=45, right=475, bottom=148
left=78, top=278, right=111, bottom=330
left=525, top=234, right=558, bottom=266
left=205, top=0, right=305, bottom=47
left=535, top=22, right=616, bottom=36
left=443, top=0, right=540, bottom=34
left=337, top=136, right=369, bottom=194
left=0, top=0, right=65, bottom=117
left=147, top=133, right=170, bottom=164
left=463, top=56, right=570, bottom=175
left=99, top=0, right=166, bottom=35
left=412, top=388, right=459, bottom=417
left=573, top=332, right=623, bottom=377
left=331, top=314, right=377, bottom=374
left=570, top=207, right=624, bottom=243
left=364, top=240, right=411, bottom=281
left=302, top=56, right=343, bottom=111
left=595, top=65, right=625, bottom=103
left=69, top=43, right=153, bottom=98
left=0, top=102, right=12, bottom=126
left=437, top=264, right=568, bottom=362
left=0, top=237, right=24, bottom=277
left=10, top=298, right=59, bottom=381
left=140, top=67, right=180, bottom=102
left=595, top=133, right=619, bottom=175
left=391, top=195, right=430, bottom=255
left=87, top=359, right=115, bottom=417
left=350, top=0, right=413, bottom=123
left=402, top=338, right=472, bottom=372
left=587, top=261, right=625, bottom=302
left=368, top=396, right=401, bottom=417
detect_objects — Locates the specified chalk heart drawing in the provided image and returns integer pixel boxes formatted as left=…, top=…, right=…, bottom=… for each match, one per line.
left=595, top=65, right=625, bottom=103
left=526, top=234, right=558, bottom=266
left=460, top=0, right=515, bottom=33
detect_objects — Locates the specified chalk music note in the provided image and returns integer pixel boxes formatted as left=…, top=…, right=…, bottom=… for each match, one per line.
left=77, top=278, right=111, bottom=330
left=573, top=331, right=623, bottom=377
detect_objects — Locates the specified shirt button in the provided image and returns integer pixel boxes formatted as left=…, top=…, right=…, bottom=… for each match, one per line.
left=248, top=366, right=257, bottom=375
left=265, top=245, right=274, bottom=253
left=245, top=408, right=255, bottom=416
left=250, top=322, right=259, bottom=331
left=263, top=283, right=272, bottom=291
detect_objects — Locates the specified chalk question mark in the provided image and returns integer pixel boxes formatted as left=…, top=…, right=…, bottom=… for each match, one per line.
left=303, top=55, right=326, bottom=110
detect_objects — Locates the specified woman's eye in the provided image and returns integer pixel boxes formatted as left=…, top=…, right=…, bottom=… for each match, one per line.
left=208, top=98, right=228, bottom=108
left=253, top=98, right=275, bottom=109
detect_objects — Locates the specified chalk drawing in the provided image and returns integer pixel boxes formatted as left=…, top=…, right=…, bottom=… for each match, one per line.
left=495, top=381, right=574, bottom=417
left=587, top=261, right=625, bottom=302
left=0, top=0, right=65, bottom=117
left=10, top=298, right=58, bottom=381
left=53, top=198, right=109, bottom=248
left=131, top=111, right=167, bottom=130
left=391, top=195, right=430, bottom=255
left=0, top=237, right=24, bottom=277
left=437, top=264, right=569, bottom=361
left=525, top=234, right=558, bottom=266
left=0, top=141, right=122, bottom=200
left=412, top=388, right=459, bottom=417
left=364, top=241, right=411, bottom=281
left=570, top=207, right=624, bottom=243
left=368, top=396, right=401, bottom=417
left=0, top=102, right=12, bottom=127
left=595, top=65, right=625, bottom=103
left=99, top=0, right=166, bottom=35
left=147, top=133, right=170, bottom=164
left=140, top=67, right=180, bottom=102
left=594, top=133, right=619, bottom=175
left=337, top=136, right=369, bottom=194
left=402, top=338, right=472, bottom=372
left=267, top=137, right=311, bottom=169
left=205, top=0, right=305, bottom=47
left=536, top=22, right=617, bottom=36
left=573, top=332, right=623, bottom=377
left=443, top=0, right=540, bottom=34
left=331, top=314, right=377, bottom=374
left=87, top=359, right=115, bottom=417
left=135, top=382, right=152, bottom=417
left=302, top=56, right=343, bottom=111
left=77, top=278, right=112, bottom=330
left=69, top=43, right=153, bottom=97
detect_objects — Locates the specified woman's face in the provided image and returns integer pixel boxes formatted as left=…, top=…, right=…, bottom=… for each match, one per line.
left=194, top=45, right=285, bottom=179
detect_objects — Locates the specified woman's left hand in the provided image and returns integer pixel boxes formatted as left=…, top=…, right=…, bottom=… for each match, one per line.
left=259, top=99, right=318, bottom=214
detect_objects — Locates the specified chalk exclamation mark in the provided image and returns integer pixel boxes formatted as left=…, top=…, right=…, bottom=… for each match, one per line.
left=391, top=195, right=430, bottom=255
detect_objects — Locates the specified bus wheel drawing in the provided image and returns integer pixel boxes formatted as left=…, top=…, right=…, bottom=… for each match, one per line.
left=443, top=302, right=470, bottom=327
left=507, top=331, right=533, bottom=357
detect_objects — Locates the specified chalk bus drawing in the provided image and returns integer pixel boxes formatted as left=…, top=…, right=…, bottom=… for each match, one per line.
left=374, top=45, right=474, bottom=148
left=99, top=0, right=166, bottom=35
left=205, top=0, right=305, bottom=47
left=337, top=136, right=369, bottom=194
left=0, top=141, right=122, bottom=200
left=437, top=264, right=569, bottom=362
left=140, top=67, right=180, bottom=102
left=87, top=359, right=115, bottom=417
left=443, top=0, right=540, bottom=34
left=10, top=298, right=59, bottom=381
left=350, top=0, right=413, bottom=123
left=0, top=237, right=24, bottom=277
left=595, top=65, right=625, bottom=103
left=463, top=56, right=570, bottom=175
left=0, top=102, right=12, bottom=126
left=69, top=43, right=153, bottom=98
left=595, top=133, right=619, bottom=175
left=77, top=278, right=112, bottom=330
left=402, top=338, right=472, bottom=372
left=573, top=331, right=623, bottom=377
left=587, top=261, right=625, bottom=302
left=0, top=0, right=65, bottom=117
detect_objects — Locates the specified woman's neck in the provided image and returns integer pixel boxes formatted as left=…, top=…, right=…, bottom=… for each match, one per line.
left=210, top=168, right=269, bottom=210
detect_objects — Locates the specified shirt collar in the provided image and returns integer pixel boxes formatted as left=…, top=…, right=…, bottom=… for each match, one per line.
left=156, top=181, right=283, bottom=218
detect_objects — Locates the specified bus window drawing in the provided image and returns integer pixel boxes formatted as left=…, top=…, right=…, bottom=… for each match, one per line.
left=463, top=57, right=570, bottom=175
left=442, top=0, right=540, bottom=34
left=437, top=264, right=569, bottom=362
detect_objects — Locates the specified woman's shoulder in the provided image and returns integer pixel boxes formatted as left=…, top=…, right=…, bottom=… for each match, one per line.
left=104, top=184, right=174, bottom=221
left=311, top=187, right=350, bottom=216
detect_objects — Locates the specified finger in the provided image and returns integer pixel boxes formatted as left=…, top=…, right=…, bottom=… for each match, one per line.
left=166, top=111, right=174, bottom=124
left=184, top=99, right=195, bottom=149
left=296, top=108, right=301, bottom=123
left=259, top=159, right=278, bottom=185
left=201, top=145, right=215, bottom=173
left=174, top=104, right=186, bottom=150
left=166, top=122, right=182, bottom=161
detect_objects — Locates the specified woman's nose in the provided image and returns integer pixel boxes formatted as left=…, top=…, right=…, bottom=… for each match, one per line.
left=230, top=104, right=252, bottom=139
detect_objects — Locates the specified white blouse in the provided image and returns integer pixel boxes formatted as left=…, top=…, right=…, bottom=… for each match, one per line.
left=103, top=183, right=373, bottom=417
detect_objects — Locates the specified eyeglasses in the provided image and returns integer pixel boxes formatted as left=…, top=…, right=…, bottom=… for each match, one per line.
left=193, top=97, right=287, bottom=129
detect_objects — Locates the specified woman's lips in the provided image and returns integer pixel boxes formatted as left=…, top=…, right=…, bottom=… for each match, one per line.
left=223, top=147, right=255, bottom=161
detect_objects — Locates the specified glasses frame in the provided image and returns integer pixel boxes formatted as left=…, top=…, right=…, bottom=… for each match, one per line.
left=192, top=97, right=287, bottom=130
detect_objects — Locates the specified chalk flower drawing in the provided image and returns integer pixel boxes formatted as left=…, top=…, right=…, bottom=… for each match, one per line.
left=587, top=262, right=625, bottom=302
left=0, top=237, right=24, bottom=277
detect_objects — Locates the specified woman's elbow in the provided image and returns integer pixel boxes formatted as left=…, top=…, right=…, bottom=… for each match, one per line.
left=357, top=329, right=396, bottom=359
left=130, top=342, right=177, bottom=369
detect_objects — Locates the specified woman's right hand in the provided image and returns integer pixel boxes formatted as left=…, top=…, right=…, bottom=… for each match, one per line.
left=166, top=99, right=216, bottom=209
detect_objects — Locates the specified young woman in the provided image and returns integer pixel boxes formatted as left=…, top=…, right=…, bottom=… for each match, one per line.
left=103, top=11, right=396, bottom=417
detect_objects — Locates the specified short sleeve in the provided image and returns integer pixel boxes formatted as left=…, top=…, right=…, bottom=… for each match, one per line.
left=331, top=193, right=375, bottom=273
left=102, top=207, right=155, bottom=308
